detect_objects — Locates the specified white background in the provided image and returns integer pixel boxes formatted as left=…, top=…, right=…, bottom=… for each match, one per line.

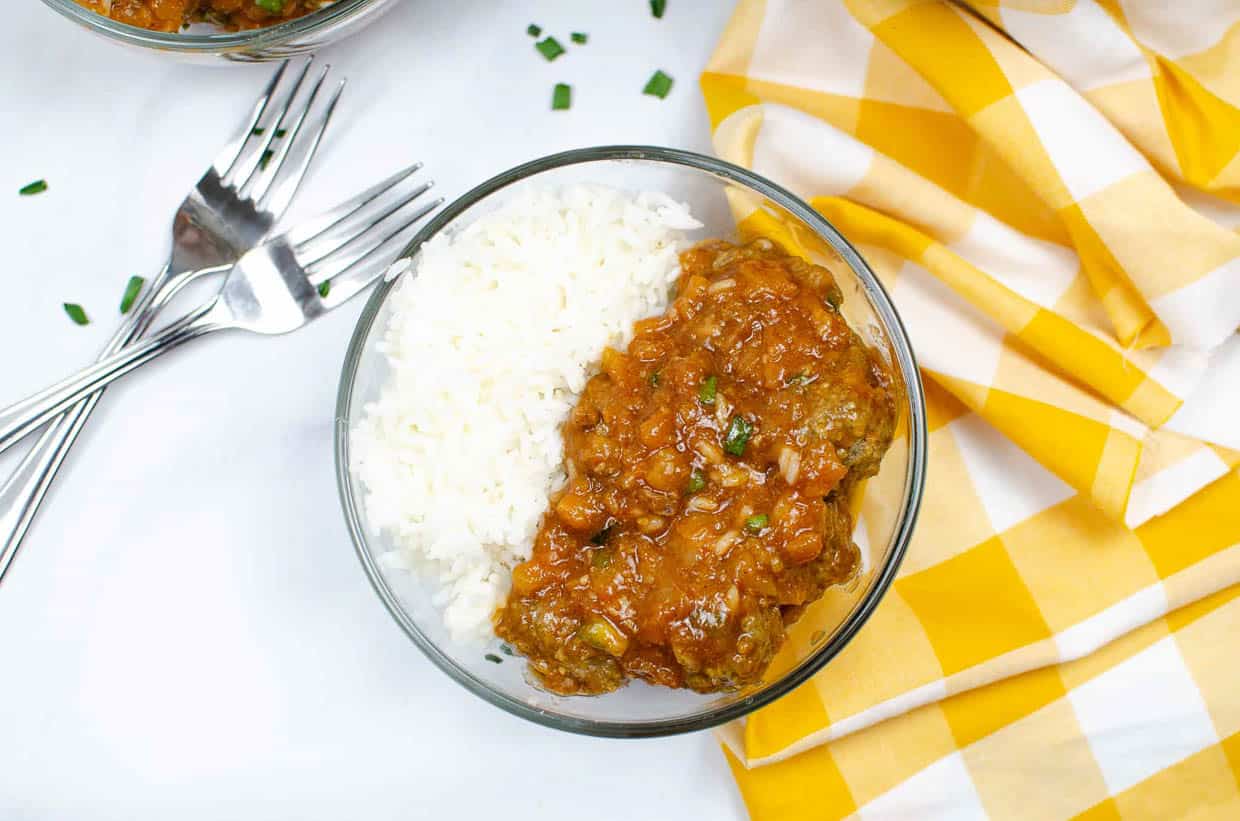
left=0, top=2, right=748, bottom=818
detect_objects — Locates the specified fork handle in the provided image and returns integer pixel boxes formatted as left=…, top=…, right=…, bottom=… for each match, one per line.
left=0, top=302, right=225, bottom=457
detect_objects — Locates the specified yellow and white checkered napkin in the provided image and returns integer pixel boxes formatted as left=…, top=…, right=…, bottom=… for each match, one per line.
left=701, top=1, right=1240, bottom=817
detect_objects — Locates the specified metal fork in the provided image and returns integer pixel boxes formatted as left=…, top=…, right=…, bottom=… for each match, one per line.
left=0, top=58, right=342, bottom=579
left=0, top=165, right=441, bottom=453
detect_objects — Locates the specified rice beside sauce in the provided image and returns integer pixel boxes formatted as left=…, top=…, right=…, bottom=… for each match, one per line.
left=351, top=185, right=702, bottom=641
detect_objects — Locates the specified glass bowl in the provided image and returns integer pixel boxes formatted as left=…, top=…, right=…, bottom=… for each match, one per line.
left=39, top=0, right=397, bottom=61
left=335, top=146, right=927, bottom=738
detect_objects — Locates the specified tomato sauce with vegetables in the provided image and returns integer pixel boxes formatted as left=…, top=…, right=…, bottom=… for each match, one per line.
left=496, top=239, right=897, bottom=695
left=78, top=0, right=329, bottom=32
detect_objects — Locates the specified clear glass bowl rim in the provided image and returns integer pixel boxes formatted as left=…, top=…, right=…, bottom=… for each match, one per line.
left=333, top=145, right=928, bottom=738
left=39, top=0, right=378, bottom=52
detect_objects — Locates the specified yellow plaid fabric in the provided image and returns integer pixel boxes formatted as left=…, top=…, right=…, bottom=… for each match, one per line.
left=701, top=1, right=1240, bottom=817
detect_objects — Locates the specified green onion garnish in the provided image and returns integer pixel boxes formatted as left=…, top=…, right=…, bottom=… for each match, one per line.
left=745, top=513, right=769, bottom=533
left=499, top=642, right=515, bottom=656
left=527, top=23, right=541, bottom=37
left=259, top=149, right=274, bottom=170
left=642, top=69, right=674, bottom=99
left=723, top=416, right=753, bottom=456
left=648, top=370, right=660, bottom=387
left=571, top=31, right=588, bottom=44
left=19, top=179, right=47, bottom=196
left=119, top=276, right=145, bottom=314
left=786, top=372, right=809, bottom=386
left=698, top=375, right=717, bottom=405
left=552, top=83, right=572, bottom=111
left=687, top=470, right=706, bottom=494
left=650, top=0, right=667, bottom=18
left=318, top=280, right=331, bottom=298
left=274, top=128, right=287, bottom=138
left=536, top=37, right=565, bottom=61
left=255, top=0, right=283, bottom=12
left=63, top=303, right=89, bottom=326
left=251, top=127, right=265, bottom=136
left=484, top=653, right=503, bottom=664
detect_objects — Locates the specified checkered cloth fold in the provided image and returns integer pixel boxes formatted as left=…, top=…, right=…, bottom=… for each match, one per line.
left=702, top=2, right=1240, bottom=817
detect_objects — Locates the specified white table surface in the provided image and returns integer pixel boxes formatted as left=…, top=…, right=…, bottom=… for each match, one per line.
left=0, top=3, right=749, bottom=818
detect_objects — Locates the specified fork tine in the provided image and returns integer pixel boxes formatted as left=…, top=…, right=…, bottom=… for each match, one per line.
left=244, top=64, right=335, bottom=204
left=252, top=79, right=346, bottom=217
left=282, top=162, right=424, bottom=250
left=210, top=60, right=289, bottom=178
left=315, top=196, right=445, bottom=309
left=299, top=179, right=435, bottom=269
left=223, top=57, right=315, bottom=190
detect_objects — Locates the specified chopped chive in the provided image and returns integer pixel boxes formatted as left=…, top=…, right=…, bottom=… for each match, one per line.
left=571, top=31, right=588, bottom=44
left=499, top=642, right=515, bottom=656
left=526, top=23, right=541, bottom=37
left=687, top=469, right=706, bottom=494
left=318, top=280, right=331, bottom=298
left=19, top=179, right=48, bottom=196
left=274, top=127, right=287, bottom=138
left=591, top=546, right=614, bottom=570
left=119, top=276, right=145, bottom=314
left=484, top=653, right=503, bottom=664
left=642, top=69, right=674, bottom=99
left=552, top=83, right=572, bottom=111
left=648, top=369, right=660, bottom=387
left=785, top=372, right=809, bottom=386
left=63, top=303, right=89, bottom=326
left=723, top=415, right=753, bottom=456
left=745, top=513, right=769, bottom=533
left=255, top=0, right=283, bottom=12
left=698, top=375, right=717, bottom=405
left=251, top=126, right=265, bottom=136
left=259, top=149, right=274, bottom=170
left=535, top=36, right=566, bottom=61
left=650, top=0, right=667, bottom=18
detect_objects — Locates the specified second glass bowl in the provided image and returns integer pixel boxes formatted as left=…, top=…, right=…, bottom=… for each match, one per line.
left=335, top=146, right=927, bottom=737
left=39, top=0, right=398, bottom=61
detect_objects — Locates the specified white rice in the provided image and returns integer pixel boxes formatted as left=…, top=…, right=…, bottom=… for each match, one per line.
left=351, top=185, right=702, bottom=641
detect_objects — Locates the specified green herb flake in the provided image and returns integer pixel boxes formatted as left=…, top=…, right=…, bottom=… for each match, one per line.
left=259, top=149, right=274, bottom=170
left=785, top=372, right=809, bottom=386
left=317, top=280, right=331, bottom=298
left=650, top=0, right=667, bottom=18
left=63, top=303, right=89, bottom=326
left=526, top=23, right=542, bottom=37
left=255, top=0, right=284, bottom=12
left=484, top=653, right=503, bottom=664
left=499, top=642, right=515, bottom=656
left=251, top=126, right=265, bottom=136
left=686, top=469, right=706, bottom=494
left=552, top=83, right=572, bottom=111
left=648, top=369, right=661, bottom=387
left=698, top=375, right=717, bottom=405
left=19, top=179, right=48, bottom=196
left=119, top=276, right=145, bottom=315
left=274, top=128, right=287, bottom=139
left=642, top=69, right=674, bottom=99
left=745, top=513, right=769, bottom=533
left=535, top=36, right=566, bottom=61
left=723, top=415, right=753, bottom=457
left=571, top=31, right=588, bottom=44
left=591, top=546, right=614, bottom=570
